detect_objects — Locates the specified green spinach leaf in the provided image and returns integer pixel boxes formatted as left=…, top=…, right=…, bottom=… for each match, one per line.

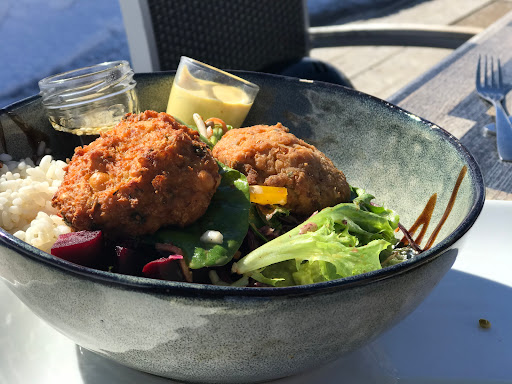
left=150, top=162, right=250, bottom=269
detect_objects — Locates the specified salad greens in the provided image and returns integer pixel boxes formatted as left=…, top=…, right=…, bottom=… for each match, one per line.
left=46, top=114, right=418, bottom=287
left=147, top=160, right=402, bottom=287
left=232, top=187, right=400, bottom=287
left=151, top=162, right=250, bottom=269
left=148, top=118, right=404, bottom=286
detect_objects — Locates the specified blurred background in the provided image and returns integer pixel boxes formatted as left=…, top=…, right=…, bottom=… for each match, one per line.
left=0, top=0, right=420, bottom=108
left=0, top=0, right=508, bottom=107
left=0, top=0, right=129, bottom=108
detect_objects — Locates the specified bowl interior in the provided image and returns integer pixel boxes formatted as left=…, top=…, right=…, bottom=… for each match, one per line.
left=0, top=71, right=484, bottom=279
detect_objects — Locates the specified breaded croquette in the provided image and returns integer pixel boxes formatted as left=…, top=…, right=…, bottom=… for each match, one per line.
left=212, top=123, right=350, bottom=215
left=52, top=111, right=221, bottom=236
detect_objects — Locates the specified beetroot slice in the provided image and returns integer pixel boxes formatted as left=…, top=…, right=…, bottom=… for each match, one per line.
left=51, top=230, right=103, bottom=268
left=115, top=246, right=139, bottom=275
left=142, top=255, right=184, bottom=281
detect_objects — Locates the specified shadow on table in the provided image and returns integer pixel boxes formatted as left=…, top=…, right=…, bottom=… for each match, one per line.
left=390, top=42, right=477, bottom=105
left=409, top=53, right=512, bottom=195
left=446, top=56, right=512, bottom=194
left=458, top=122, right=512, bottom=194
left=75, top=345, right=176, bottom=384
left=75, top=269, right=512, bottom=384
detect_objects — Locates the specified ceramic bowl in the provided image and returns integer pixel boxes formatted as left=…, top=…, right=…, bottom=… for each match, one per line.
left=0, top=72, right=484, bottom=383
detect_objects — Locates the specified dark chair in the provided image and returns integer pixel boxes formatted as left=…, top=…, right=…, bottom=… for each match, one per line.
left=119, top=0, right=481, bottom=87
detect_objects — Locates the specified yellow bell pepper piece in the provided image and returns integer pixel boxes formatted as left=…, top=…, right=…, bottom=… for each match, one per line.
left=249, top=185, right=288, bottom=205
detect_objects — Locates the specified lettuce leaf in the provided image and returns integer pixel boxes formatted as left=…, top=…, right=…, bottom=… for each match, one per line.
left=232, top=188, right=399, bottom=286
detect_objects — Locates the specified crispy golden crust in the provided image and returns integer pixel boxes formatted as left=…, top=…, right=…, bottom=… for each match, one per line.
left=52, top=111, right=221, bottom=236
left=212, top=123, right=350, bottom=215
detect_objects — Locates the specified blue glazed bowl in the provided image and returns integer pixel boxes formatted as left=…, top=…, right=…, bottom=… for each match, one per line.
left=0, top=72, right=484, bottom=383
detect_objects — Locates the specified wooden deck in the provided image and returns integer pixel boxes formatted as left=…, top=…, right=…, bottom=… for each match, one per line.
left=311, top=0, right=512, bottom=100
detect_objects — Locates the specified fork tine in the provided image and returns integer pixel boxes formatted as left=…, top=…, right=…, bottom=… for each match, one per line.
left=475, top=54, right=507, bottom=101
left=491, top=56, right=498, bottom=87
left=485, top=55, right=490, bottom=87
left=476, top=55, right=482, bottom=88
left=497, top=58, right=503, bottom=88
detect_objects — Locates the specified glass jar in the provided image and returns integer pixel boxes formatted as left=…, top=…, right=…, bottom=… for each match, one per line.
left=38, top=61, right=139, bottom=136
left=166, top=56, right=259, bottom=127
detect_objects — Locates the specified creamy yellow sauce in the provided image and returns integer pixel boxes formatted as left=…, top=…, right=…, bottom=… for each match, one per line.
left=166, top=67, right=254, bottom=127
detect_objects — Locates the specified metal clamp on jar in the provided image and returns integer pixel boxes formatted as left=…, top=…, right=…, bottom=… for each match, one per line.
left=38, top=61, right=139, bottom=136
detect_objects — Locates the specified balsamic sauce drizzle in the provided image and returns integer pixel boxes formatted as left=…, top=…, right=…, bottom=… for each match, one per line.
left=423, top=165, right=467, bottom=250
left=399, top=193, right=437, bottom=251
left=401, top=165, right=468, bottom=253
left=397, top=222, right=423, bottom=253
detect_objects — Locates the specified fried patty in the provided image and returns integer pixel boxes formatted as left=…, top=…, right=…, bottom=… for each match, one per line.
left=52, top=111, right=221, bottom=236
left=212, top=123, right=350, bottom=215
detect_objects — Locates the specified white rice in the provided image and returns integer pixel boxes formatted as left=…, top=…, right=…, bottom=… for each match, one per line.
left=0, top=154, right=71, bottom=253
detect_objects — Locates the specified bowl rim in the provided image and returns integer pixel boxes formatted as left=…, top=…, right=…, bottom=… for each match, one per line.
left=0, top=71, right=485, bottom=298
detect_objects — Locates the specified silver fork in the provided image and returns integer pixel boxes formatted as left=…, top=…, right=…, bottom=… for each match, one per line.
left=476, top=55, right=512, bottom=161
